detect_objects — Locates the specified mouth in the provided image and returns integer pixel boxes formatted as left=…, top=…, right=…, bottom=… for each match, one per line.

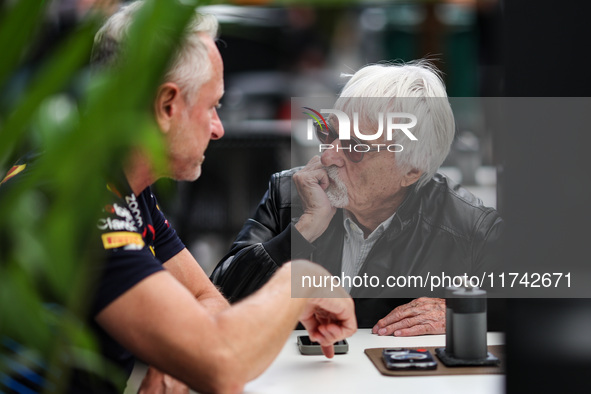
left=324, top=166, right=340, bottom=181
left=322, top=166, right=349, bottom=208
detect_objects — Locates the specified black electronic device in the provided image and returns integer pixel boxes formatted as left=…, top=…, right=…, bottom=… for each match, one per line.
left=382, top=348, right=437, bottom=370
left=297, top=336, right=348, bottom=355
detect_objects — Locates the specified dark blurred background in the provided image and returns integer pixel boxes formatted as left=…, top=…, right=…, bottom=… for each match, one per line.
left=502, top=1, right=591, bottom=393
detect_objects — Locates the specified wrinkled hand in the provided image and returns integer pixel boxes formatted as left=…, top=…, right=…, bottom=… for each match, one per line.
left=293, top=156, right=336, bottom=242
left=372, top=297, right=445, bottom=336
left=138, top=366, right=189, bottom=394
left=299, top=297, right=357, bottom=358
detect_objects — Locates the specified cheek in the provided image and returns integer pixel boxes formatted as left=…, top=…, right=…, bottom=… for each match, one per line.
left=196, top=112, right=213, bottom=137
left=346, top=169, right=372, bottom=203
left=354, top=164, right=397, bottom=198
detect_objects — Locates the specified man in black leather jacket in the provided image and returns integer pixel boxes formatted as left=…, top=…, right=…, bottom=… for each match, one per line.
left=211, top=61, right=503, bottom=334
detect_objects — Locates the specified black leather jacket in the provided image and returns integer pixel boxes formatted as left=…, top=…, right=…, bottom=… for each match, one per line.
left=211, top=168, right=503, bottom=328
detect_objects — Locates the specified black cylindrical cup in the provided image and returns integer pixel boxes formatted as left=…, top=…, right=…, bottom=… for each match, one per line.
left=444, top=286, right=458, bottom=356
left=451, top=287, right=488, bottom=360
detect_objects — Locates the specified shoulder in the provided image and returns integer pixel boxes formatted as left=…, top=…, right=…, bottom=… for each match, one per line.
left=415, top=173, right=501, bottom=239
left=267, top=167, right=303, bottom=208
left=98, top=186, right=143, bottom=238
left=426, top=173, right=489, bottom=206
left=135, top=186, right=156, bottom=210
left=270, top=167, right=301, bottom=185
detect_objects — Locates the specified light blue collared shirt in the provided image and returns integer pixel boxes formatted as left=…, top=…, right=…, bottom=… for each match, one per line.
left=341, top=211, right=396, bottom=292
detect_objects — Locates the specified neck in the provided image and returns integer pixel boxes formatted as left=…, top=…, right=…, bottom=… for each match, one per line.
left=345, top=188, right=409, bottom=238
left=124, top=151, right=158, bottom=196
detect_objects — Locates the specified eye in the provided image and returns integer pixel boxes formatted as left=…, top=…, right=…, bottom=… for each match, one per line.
left=214, top=103, right=222, bottom=110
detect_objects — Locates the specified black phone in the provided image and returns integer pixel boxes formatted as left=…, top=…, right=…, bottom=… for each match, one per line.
left=297, top=335, right=349, bottom=355
left=382, top=348, right=437, bottom=370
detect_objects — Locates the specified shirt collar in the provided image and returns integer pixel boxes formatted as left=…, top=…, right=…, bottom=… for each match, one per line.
left=343, top=210, right=396, bottom=241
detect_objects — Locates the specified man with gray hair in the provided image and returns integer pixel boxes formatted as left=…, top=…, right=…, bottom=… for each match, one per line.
left=41, top=1, right=355, bottom=392
left=212, top=61, right=503, bottom=336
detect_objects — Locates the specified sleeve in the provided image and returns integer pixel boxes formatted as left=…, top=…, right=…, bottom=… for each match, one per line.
left=91, top=188, right=185, bottom=316
left=92, top=201, right=164, bottom=316
left=210, top=171, right=315, bottom=302
left=144, top=188, right=186, bottom=263
left=92, top=248, right=164, bottom=316
left=471, top=209, right=506, bottom=332
left=472, top=208, right=504, bottom=277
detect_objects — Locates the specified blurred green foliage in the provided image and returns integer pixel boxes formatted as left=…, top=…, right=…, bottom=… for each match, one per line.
left=0, top=0, right=208, bottom=391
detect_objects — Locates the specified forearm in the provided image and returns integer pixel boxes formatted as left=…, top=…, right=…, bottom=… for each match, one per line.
left=140, top=249, right=229, bottom=392
left=180, top=261, right=341, bottom=384
left=144, top=265, right=308, bottom=389
left=213, top=263, right=308, bottom=381
left=96, top=272, right=241, bottom=392
left=97, top=262, right=352, bottom=392
left=195, top=291, right=229, bottom=314
left=97, top=266, right=306, bottom=392
left=164, top=248, right=230, bottom=312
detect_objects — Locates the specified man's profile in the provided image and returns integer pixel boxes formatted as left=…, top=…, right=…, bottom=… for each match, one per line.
left=0, top=1, right=357, bottom=392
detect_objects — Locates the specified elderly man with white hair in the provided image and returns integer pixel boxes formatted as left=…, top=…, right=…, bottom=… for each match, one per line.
left=212, top=61, right=503, bottom=336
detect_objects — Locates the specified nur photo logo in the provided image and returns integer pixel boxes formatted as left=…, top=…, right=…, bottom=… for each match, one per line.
left=302, top=107, right=418, bottom=155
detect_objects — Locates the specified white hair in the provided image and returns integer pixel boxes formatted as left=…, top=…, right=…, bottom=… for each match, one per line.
left=335, top=60, right=455, bottom=189
left=92, top=0, right=219, bottom=104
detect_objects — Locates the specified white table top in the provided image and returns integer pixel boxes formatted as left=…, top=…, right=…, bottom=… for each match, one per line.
left=244, top=329, right=505, bottom=394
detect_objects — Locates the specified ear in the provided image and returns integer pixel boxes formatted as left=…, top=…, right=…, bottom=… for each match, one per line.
left=401, top=168, right=423, bottom=187
left=154, top=82, right=182, bottom=133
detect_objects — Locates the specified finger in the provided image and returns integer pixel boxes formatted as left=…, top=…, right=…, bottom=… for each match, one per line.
left=163, top=374, right=190, bottom=394
left=307, top=328, right=322, bottom=343
left=303, top=320, right=325, bottom=343
left=305, top=169, right=331, bottom=190
left=311, top=322, right=345, bottom=346
left=311, top=298, right=354, bottom=325
left=315, top=323, right=338, bottom=344
left=374, top=304, right=420, bottom=331
left=321, top=344, right=335, bottom=359
left=302, top=298, right=357, bottom=342
left=393, top=324, right=430, bottom=337
left=294, top=171, right=332, bottom=208
left=139, top=367, right=166, bottom=394
left=303, top=155, right=322, bottom=169
left=374, top=298, right=440, bottom=330
left=301, top=321, right=320, bottom=342
left=376, top=315, right=424, bottom=336
left=298, top=159, right=325, bottom=179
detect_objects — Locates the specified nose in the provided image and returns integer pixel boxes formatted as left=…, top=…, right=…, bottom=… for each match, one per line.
left=320, top=138, right=346, bottom=168
left=211, top=110, right=225, bottom=140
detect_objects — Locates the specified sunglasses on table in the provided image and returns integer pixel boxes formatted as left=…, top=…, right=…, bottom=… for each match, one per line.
left=314, top=122, right=380, bottom=163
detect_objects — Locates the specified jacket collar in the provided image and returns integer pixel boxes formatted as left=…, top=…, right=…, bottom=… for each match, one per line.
left=394, top=183, right=421, bottom=227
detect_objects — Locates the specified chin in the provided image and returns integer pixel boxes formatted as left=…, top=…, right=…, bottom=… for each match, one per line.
left=326, top=192, right=349, bottom=208
left=175, top=165, right=202, bottom=182
left=190, top=166, right=202, bottom=181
